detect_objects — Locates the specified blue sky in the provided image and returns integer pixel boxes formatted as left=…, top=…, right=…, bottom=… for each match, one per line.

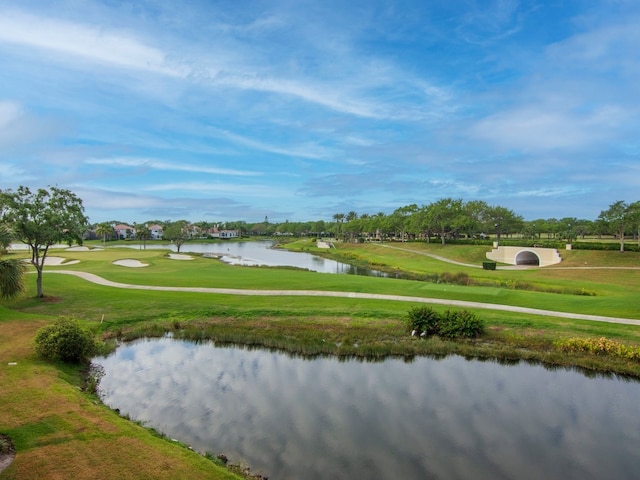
left=1, top=0, right=639, bottom=224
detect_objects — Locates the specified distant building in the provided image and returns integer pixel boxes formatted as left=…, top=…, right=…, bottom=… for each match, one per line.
left=148, top=224, right=164, bottom=240
left=113, top=224, right=135, bottom=240
left=219, top=229, right=239, bottom=239
left=209, top=224, right=239, bottom=239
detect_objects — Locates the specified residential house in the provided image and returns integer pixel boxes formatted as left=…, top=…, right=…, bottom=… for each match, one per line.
left=209, top=224, right=239, bottom=239
left=148, top=224, right=164, bottom=240
left=219, top=229, right=239, bottom=239
left=113, top=224, right=135, bottom=240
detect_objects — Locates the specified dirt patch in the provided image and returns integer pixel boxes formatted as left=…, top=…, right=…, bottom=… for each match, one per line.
left=42, top=296, right=63, bottom=303
left=0, top=434, right=15, bottom=475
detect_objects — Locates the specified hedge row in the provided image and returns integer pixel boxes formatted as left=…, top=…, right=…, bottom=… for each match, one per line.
left=406, top=306, right=485, bottom=339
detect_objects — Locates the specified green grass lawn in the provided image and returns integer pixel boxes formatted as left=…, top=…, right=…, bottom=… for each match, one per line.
left=5, top=242, right=640, bottom=327
left=2, top=240, right=640, bottom=478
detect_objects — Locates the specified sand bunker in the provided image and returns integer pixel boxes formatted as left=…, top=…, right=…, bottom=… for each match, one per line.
left=113, top=259, right=149, bottom=268
left=167, top=253, right=193, bottom=260
left=32, top=256, right=81, bottom=266
left=66, top=246, right=91, bottom=251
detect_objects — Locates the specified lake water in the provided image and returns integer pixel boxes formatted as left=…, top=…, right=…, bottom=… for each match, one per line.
left=94, top=338, right=640, bottom=480
left=117, top=240, right=388, bottom=276
left=11, top=239, right=393, bottom=276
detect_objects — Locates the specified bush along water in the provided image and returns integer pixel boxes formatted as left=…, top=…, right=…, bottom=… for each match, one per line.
left=406, top=306, right=485, bottom=339
left=557, top=337, right=640, bottom=361
left=34, top=317, right=98, bottom=364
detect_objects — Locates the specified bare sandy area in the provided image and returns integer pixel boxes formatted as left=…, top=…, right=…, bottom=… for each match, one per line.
left=112, top=259, right=149, bottom=268
left=167, top=253, right=193, bottom=260
left=65, top=246, right=91, bottom=251
left=26, top=256, right=81, bottom=266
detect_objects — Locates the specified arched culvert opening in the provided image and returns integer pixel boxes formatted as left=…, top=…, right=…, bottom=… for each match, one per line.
left=515, top=250, right=540, bottom=266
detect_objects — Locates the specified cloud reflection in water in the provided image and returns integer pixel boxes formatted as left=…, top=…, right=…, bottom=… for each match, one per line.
left=95, top=338, right=640, bottom=480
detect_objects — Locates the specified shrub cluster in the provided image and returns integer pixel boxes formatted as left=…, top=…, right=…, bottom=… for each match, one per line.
left=406, top=306, right=485, bottom=339
left=571, top=242, right=639, bottom=252
left=34, top=317, right=98, bottom=364
left=558, top=337, right=640, bottom=361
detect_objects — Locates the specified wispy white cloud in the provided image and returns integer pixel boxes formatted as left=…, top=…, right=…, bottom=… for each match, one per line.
left=546, top=21, right=640, bottom=74
left=2, top=1, right=639, bottom=223
left=0, top=100, right=64, bottom=149
left=469, top=107, right=610, bottom=151
left=0, top=100, right=22, bottom=128
left=210, top=128, right=339, bottom=160
left=142, top=182, right=284, bottom=197
left=0, top=7, right=454, bottom=123
left=455, top=0, right=526, bottom=45
left=0, top=10, right=186, bottom=77
left=513, top=186, right=586, bottom=198
left=86, top=157, right=262, bottom=177
left=0, top=162, right=32, bottom=183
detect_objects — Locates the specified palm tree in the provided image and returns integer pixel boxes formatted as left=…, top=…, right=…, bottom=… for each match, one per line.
left=134, top=223, right=151, bottom=250
left=332, top=213, right=345, bottom=238
left=95, top=222, right=113, bottom=246
left=0, top=224, right=25, bottom=299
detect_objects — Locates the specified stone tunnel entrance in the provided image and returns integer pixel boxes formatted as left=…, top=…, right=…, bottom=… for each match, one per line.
left=515, top=250, right=540, bottom=266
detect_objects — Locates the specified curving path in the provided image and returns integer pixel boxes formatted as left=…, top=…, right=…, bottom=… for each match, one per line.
left=379, top=243, right=640, bottom=270
left=47, top=270, right=640, bottom=326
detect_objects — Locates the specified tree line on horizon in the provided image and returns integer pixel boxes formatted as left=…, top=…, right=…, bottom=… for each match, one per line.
left=94, top=198, right=640, bottom=250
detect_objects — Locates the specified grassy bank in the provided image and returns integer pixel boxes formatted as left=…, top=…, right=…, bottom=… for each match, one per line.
left=0, top=309, right=243, bottom=479
left=2, top=241, right=640, bottom=478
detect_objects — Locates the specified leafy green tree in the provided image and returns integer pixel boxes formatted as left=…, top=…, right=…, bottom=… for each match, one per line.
left=426, top=198, right=465, bottom=245
left=163, top=220, right=189, bottom=252
left=484, top=205, right=523, bottom=242
left=598, top=200, right=631, bottom=252
left=0, top=186, right=88, bottom=298
left=312, top=220, right=327, bottom=237
left=463, top=200, right=489, bottom=239
left=389, top=204, right=418, bottom=241
left=629, top=201, right=640, bottom=249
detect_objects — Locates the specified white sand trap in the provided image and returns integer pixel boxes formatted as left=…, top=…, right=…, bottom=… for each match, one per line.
left=66, top=246, right=91, bottom=251
left=34, top=256, right=81, bottom=266
left=113, top=259, right=149, bottom=268
left=168, top=253, right=193, bottom=260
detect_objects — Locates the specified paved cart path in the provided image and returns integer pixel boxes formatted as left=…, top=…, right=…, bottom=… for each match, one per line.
left=47, top=270, right=640, bottom=326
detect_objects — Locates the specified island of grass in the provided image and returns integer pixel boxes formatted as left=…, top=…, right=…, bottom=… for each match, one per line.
left=1, top=239, right=640, bottom=478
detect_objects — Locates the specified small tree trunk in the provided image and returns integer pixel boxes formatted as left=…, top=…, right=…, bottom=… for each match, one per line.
left=35, top=265, right=44, bottom=297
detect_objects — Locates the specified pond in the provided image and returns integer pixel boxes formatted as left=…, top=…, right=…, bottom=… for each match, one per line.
left=118, top=240, right=389, bottom=276
left=94, top=338, right=640, bottom=480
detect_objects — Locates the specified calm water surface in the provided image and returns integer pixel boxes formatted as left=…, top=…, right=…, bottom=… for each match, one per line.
left=118, top=240, right=388, bottom=276
left=94, top=338, right=640, bottom=480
